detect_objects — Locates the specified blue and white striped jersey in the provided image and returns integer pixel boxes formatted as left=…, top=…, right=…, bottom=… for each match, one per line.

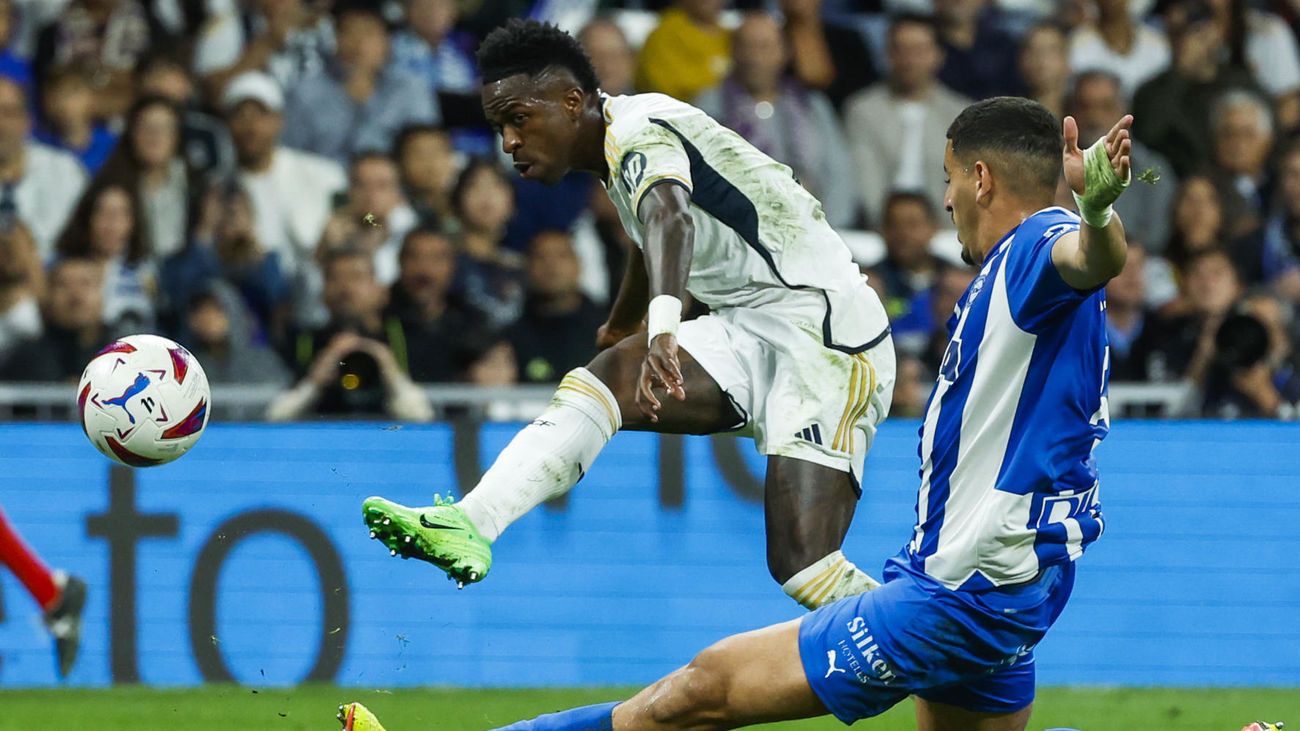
left=908, top=207, right=1109, bottom=591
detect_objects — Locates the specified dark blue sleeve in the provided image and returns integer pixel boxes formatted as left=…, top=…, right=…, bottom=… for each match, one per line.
left=1002, top=215, right=1097, bottom=333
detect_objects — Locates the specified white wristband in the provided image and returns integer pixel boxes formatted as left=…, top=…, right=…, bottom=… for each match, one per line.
left=1072, top=190, right=1114, bottom=229
left=646, top=294, right=682, bottom=345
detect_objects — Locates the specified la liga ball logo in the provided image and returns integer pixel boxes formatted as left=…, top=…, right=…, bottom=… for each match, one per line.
left=77, top=334, right=211, bottom=467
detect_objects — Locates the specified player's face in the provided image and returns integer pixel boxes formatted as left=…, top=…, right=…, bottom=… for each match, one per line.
left=942, top=142, right=978, bottom=264
left=482, top=72, right=586, bottom=185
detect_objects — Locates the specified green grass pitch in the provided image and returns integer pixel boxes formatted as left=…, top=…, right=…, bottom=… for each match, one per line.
left=0, top=686, right=1295, bottom=730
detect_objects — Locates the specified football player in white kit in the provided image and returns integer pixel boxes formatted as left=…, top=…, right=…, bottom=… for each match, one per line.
left=360, top=18, right=896, bottom=611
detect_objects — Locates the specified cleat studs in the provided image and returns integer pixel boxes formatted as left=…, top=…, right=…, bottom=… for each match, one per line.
left=468, top=571, right=479, bottom=582
left=383, top=518, right=391, bottom=526
left=369, top=531, right=376, bottom=538
left=405, top=535, right=412, bottom=543
left=390, top=549, right=397, bottom=556
left=456, top=581, right=465, bottom=589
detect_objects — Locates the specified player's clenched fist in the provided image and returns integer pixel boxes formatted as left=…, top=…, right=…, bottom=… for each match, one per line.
left=637, top=333, right=686, bottom=421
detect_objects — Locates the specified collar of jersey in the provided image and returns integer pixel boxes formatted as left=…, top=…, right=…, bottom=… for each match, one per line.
left=600, top=92, right=617, bottom=189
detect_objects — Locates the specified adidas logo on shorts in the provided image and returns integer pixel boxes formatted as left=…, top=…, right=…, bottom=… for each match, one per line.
left=795, top=425, right=824, bottom=446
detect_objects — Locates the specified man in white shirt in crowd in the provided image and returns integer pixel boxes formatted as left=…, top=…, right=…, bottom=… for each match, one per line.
left=224, top=70, right=346, bottom=326
left=0, top=77, right=85, bottom=261
left=844, top=14, right=970, bottom=228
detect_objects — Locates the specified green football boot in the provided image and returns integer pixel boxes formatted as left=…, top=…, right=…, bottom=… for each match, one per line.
left=338, top=702, right=386, bottom=731
left=362, top=495, right=492, bottom=587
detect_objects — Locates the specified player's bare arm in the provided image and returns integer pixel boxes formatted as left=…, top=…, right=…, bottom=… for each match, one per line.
left=596, top=246, right=649, bottom=349
left=635, top=181, right=693, bottom=422
left=1051, top=114, right=1133, bottom=290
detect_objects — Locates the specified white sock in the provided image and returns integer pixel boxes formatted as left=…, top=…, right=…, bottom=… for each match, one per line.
left=781, top=550, right=881, bottom=609
left=458, top=368, right=622, bottom=542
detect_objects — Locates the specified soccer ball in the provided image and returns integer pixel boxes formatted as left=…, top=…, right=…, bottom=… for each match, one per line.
left=77, top=334, right=211, bottom=467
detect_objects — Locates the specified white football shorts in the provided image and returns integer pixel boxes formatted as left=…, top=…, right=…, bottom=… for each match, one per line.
left=677, top=305, right=895, bottom=485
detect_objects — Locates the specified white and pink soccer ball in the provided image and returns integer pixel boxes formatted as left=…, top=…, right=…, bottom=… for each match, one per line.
left=77, top=334, right=210, bottom=467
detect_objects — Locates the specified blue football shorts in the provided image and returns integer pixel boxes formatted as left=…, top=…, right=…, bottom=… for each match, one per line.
left=797, top=551, right=1076, bottom=723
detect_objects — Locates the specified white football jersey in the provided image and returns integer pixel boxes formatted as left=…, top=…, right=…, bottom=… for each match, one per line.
left=600, top=93, right=888, bottom=353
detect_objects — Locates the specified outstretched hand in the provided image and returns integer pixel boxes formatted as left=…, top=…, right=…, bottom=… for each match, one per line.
left=1063, top=114, right=1132, bottom=197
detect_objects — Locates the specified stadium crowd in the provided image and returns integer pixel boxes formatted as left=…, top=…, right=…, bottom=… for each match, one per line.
left=0, top=0, right=1297, bottom=420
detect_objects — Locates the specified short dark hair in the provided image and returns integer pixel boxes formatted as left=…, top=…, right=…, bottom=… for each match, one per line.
left=322, top=245, right=375, bottom=278
left=349, top=149, right=396, bottom=176
left=888, top=13, right=939, bottom=44
left=477, top=19, right=600, bottom=93
left=451, top=157, right=513, bottom=216
left=400, top=227, right=452, bottom=261
left=883, top=191, right=936, bottom=224
left=946, top=96, right=1062, bottom=200
left=393, top=123, right=449, bottom=160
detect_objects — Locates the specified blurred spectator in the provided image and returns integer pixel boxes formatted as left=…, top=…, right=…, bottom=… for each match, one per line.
left=465, top=336, right=517, bottom=387
left=0, top=219, right=41, bottom=364
left=452, top=158, right=525, bottom=330
left=776, top=0, right=877, bottom=112
left=180, top=284, right=291, bottom=386
left=922, top=263, right=977, bottom=377
left=1209, top=88, right=1274, bottom=236
left=1067, top=70, right=1177, bottom=252
left=1105, top=243, right=1156, bottom=380
left=55, top=182, right=156, bottom=331
left=0, top=0, right=32, bottom=92
left=694, top=13, right=856, bottom=228
left=933, top=0, right=1020, bottom=99
left=1067, top=0, right=1170, bottom=98
left=194, top=0, right=335, bottom=99
left=390, top=0, right=480, bottom=128
left=318, top=151, right=418, bottom=285
left=508, top=230, right=606, bottom=384
left=33, top=0, right=155, bottom=120
left=890, top=355, right=927, bottom=418
left=98, top=95, right=195, bottom=260
left=1165, top=174, right=1227, bottom=271
left=578, top=18, right=636, bottom=96
left=1202, top=295, right=1300, bottom=418
left=387, top=228, right=491, bottom=383
left=636, top=0, right=731, bottom=102
left=224, top=70, right=346, bottom=318
left=844, top=14, right=970, bottom=228
left=267, top=247, right=433, bottom=422
left=1232, top=138, right=1300, bottom=304
left=394, top=123, right=457, bottom=228
left=1140, top=247, right=1244, bottom=383
left=1017, top=22, right=1069, bottom=118
left=0, top=76, right=86, bottom=261
left=34, top=66, right=115, bottom=174
left=1132, top=1, right=1263, bottom=178
left=1204, top=0, right=1300, bottom=130
left=0, top=256, right=105, bottom=381
left=161, top=181, right=291, bottom=339
left=865, top=192, right=946, bottom=357
left=136, top=53, right=234, bottom=177
left=282, top=5, right=438, bottom=164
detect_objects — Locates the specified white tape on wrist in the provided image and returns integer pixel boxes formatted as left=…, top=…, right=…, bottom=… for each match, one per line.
left=1072, top=190, right=1114, bottom=228
left=1073, top=135, right=1130, bottom=229
left=646, top=294, right=682, bottom=346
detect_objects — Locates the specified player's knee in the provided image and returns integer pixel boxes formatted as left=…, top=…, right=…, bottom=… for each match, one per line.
left=644, top=648, right=733, bottom=729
